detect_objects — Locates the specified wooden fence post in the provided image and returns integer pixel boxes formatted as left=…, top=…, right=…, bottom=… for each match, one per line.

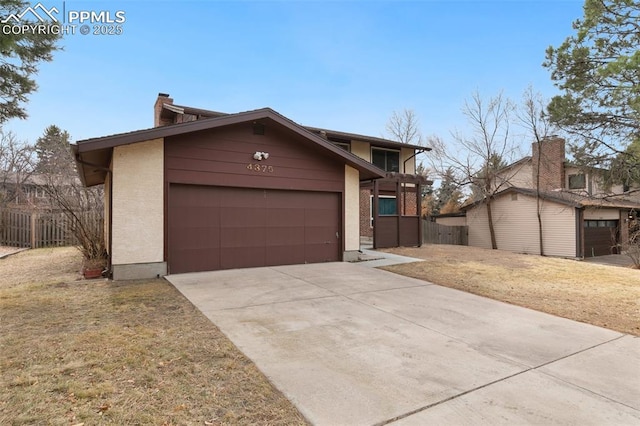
left=30, top=212, right=37, bottom=248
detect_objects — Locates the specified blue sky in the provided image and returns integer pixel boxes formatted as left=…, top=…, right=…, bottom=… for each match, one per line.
left=4, top=0, right=584, bottom=154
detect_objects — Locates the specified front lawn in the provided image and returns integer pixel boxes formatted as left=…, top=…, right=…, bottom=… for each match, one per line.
left=384, top=245, right=640, bottom=336
left=0, top=247, right=307, bottom=425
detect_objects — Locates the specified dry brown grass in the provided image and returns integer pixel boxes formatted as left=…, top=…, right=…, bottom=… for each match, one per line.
left=0, top=247, right=308, bottom=425
left=382, top=245, right=640, bottom=336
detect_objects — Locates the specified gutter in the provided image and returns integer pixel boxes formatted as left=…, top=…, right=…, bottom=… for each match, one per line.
left=403, top=148, right=428, bottom=174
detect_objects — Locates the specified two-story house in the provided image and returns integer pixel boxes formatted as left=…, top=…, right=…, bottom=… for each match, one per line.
left=72, top=93, right=429, bottom=279
left=0, top=172, right=43, bottom=208
left=462, top=136, right=640, bottom=258
left=0, top=171, right=76, bottom=209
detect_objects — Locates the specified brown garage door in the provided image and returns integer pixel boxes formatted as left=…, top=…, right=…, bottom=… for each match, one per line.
left=584, top=220, right=619, bottom=257
left=168, top=184, right=341, bottom=273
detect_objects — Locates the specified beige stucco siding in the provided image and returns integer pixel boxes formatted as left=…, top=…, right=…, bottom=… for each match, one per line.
left=401, top=147, right=416, bottom=174
left=467, top=192, right=577, bottom=257
left=111, top=139, right=164, bottom=265
left=584, top=208, right=620, bottom=220
left=344, top=165, right=360, bottom=251
left=351, top=140, right=370, bottom=162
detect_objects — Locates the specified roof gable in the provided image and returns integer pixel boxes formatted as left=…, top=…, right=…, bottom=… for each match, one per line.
left=160, top=102, right=428, bottom=152
left=73, top=108, right=387, bottom=186
left=462, top=186, right=640, bottom=211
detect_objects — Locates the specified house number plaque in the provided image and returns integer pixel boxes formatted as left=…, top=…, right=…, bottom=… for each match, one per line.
left=246, top=164, right=274, bottom=173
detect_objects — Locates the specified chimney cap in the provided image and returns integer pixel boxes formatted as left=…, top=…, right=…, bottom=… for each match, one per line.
left=158, top=92, right=170, bottom=98
left=541, top=134, right=562, bottom=141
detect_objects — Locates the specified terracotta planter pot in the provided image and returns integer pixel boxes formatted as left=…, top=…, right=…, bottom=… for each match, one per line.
left=83, top=267, right=103, bottom=279
left=82, top=256, right=107, bottom=279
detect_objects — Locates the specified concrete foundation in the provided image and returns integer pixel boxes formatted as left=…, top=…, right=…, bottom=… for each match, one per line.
left=112, top=262, right=167, bottom=280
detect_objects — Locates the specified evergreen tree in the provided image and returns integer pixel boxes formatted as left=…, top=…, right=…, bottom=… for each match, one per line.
left=434, top=168, right=461, bottom=214
left=34, top=125, right=73, bottom=174
left=1, top=0, right=61, bottom=123
left=439, top=191, right=464, bottom=214
left=544, top=0, right=640, bottom=184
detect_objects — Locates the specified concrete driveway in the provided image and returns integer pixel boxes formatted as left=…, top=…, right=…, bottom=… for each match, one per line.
left=167, top=262, right=640, bottom=425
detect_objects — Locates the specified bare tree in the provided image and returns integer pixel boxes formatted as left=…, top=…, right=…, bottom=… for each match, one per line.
left=385, top=109, right=423, bottom=145
left=0, top=130, right=34, bottom=208
left=627, top=219, right=640, bottom=269
left=516, top=86, right=557, bottom=255
left=33, top=126, right=107, bottom=268
left=41, top=175, right=106, bottom=264
left=430, top=91, right=518, bottom=249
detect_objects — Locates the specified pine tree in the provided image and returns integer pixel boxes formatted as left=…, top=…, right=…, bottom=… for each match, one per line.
left=34, top=125, right=73, bottom=174
left=1, top=0, right=61, bottom=123
left=434, top=167, right=460, bottom=214
left=544, top=0, right=640, bottom=184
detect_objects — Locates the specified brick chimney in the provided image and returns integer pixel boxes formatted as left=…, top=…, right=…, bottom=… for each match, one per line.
left=531, top=136, right=565, bottom=191
left=154, top=92, right=174, bottom=127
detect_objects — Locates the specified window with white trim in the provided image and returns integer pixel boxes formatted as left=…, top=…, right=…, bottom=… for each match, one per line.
left=568, top=173, right=586, bottom=189
left=372, top=148, right=400, bottom=172
left=370, top=195, right=397, bottom=227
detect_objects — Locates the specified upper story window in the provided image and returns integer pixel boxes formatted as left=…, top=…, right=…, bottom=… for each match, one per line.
left=328, top=137, right=350, bottom=152
left=568, top=173, right=586, bottom=190
left=372, top=148, right=400, bottom=172
left=331, top=142, right=350, bottom=152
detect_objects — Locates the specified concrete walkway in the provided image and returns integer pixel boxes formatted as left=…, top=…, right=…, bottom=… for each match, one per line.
left=167, top=263, right=640, bottom=425
left=352, top=248, right=425, bottom=268
left=584, top=254, right=636, bottom=268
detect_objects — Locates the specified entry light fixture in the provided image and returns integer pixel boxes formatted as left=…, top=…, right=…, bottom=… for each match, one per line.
left=253, top=151, right=270, bottom=161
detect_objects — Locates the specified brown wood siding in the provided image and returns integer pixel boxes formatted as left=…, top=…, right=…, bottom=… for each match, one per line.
left=168, top=184, right=341, bottom=274
left=165, top=123, right=344, bottom=192
left=399, top=217, right=420, bottom=246
left=375, top=216, right=399, bottom=248
left=374, top=216, right=421, bottom=248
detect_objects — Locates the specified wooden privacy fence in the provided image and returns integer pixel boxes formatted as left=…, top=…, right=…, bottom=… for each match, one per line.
left=0, top=209, right=76, bottom=248
left=423, top=221, right=468, bottom=246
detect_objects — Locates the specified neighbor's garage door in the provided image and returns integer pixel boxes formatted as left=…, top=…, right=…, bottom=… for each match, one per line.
left=584, top=220, right=619, bottom=257
left=168, top=184, right=341, bottom=273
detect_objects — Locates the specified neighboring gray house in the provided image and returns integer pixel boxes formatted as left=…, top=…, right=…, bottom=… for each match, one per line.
left=462, top=137, right=640, bottom=258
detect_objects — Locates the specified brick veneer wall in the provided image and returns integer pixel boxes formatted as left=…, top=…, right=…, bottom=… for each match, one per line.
left=360, top=188, right=373, bottom=237
left=400, top=190, right=418, bottom=216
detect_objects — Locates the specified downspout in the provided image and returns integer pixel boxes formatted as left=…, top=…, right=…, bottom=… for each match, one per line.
left=403, top=148, right=427, bottom=174
left=402, top=148, right=427, bottom=217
